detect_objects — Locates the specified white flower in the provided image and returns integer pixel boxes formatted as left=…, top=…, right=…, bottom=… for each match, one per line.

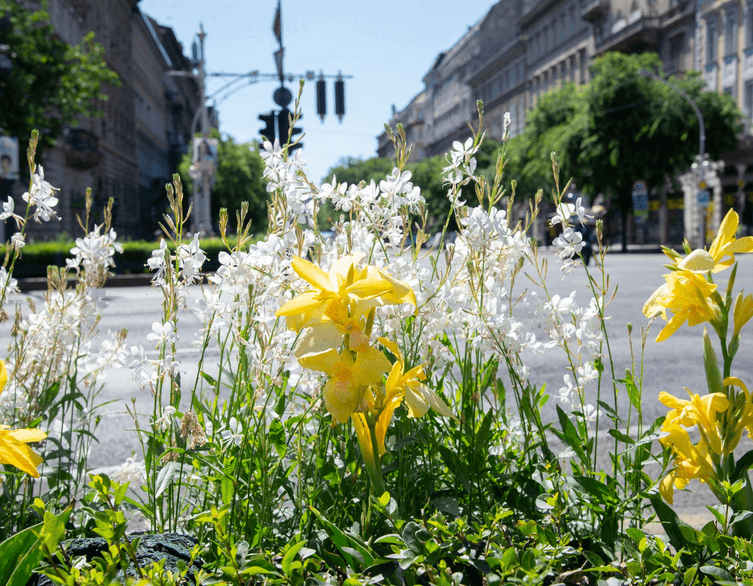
left=146, top=321, right=178, bottom=346
left=153, top=406, right=177, bottom=432
left=147, top=239, right=169, bottom=284
left=22, top=166, right=60, bottom=223
left=220, top=417, right=244, bottom=446
left=10, top=232, right=24, bottom=252
left=0, top=196, right=14, bottom=221
left=553, top=227, right=583, bottom=257
left=550, top=201, right=575, bottom=227
left=572, top=197, right=593, bottom=225
left=576, top=362, right=598, bottom=387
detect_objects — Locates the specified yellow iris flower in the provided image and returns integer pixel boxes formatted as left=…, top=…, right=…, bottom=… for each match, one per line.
left=643, top=270, right=719, bottom=342
left=298, top=347, right=392, bottom=423
left=0, top=361, right=46, bottom=478
left=276, top=255, right=415, bottom=333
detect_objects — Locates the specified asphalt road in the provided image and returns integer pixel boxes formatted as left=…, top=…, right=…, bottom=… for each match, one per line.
left=3, top=249, right=752, bottom=528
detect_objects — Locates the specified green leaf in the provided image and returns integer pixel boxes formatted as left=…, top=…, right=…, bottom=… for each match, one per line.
left=432, top=496, right=460, bottom=517
left=269, top=419, right=287, bottom=458
left=622, top=372, right=642, bottom=416
left=281, top=540, right=305, bottom=576
left=650, top=495, right=697, bottom=552
left=607, top=428, right=635, bottom=445
left=155, top=461, right=180, bottom=498
left=0, top=522, right=44, bottom=586
left=309, top=507, right=375, bottom=569
left=700, top=565, right=734, bottom=581
left=554, top=406, right=585, bottom=461
left=200, top=371, right=217, bottom=387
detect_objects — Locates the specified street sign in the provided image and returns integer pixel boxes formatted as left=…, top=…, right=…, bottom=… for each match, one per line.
left=632, top=180, right=648, bottom=212
left=697, top=189, right=710, bottom=207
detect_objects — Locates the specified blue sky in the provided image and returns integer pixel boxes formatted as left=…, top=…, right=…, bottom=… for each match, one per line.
left=139, top=0, right=495, bottom=182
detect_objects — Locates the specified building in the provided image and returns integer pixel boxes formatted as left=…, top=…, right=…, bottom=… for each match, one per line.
left=18, top=0, right=200, bottom=241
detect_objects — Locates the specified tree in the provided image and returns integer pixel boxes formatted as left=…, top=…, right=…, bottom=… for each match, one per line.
left=0, top=1, right=119, bottom=158
left=178, top=131, right=268, bottom=235
left=575, top=52, right=741, bottom=251
left=516, top=52, right=741, bottom=251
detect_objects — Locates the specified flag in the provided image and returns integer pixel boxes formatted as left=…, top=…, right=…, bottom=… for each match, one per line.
left=274, top=48, right=284, bottom=81
left=273, top=1, right=282, bottom=45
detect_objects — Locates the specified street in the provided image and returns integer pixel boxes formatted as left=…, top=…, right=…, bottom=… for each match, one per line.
left=1, top=249, right=751, bottom=528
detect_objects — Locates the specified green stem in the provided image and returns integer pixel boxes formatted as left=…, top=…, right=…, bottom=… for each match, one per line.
left=365, top=415, right=386, bottom=497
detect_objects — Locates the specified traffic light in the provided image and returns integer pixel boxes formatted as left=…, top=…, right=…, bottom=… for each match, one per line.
left=334, top=75, right=345, bottom=122
left=277, top=108, right=303, bottom=152
left=316, top=74, right=326, bottom=121
left=258, top=112, right=275, bottom=143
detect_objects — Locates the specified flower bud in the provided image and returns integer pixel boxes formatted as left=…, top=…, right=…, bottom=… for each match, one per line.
left=733, top=292, right=753, bottom=337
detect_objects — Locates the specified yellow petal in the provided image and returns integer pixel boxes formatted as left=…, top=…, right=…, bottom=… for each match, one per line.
left=292, top=256, right=334, bottom=292
left=656, top=313, right=686, bottom=342
left=727, top=236, right=753, bottom=254
left=6, top=428, right=47, bottom=443
left=351, top=412, right=376, bottom=465
left=659, top=472, right=675, bottom=504
left=276, top=291, right=323, bottom=317
left=375, top=400, right=399, bottom=456
left=643, top=284, right=669, bottom=319
left=724, top=377, right=750, bottom=395
left=323, top=377, right=361, bottom=424
left=294, top=322, right=344, bottom=359
left=330, top=254, right=364, bottom=288
left=709, top=209, right=738, bottom=260
left=0, top=431, right=44, bottom=477
left=376, top=268, right=417, bottom=307
left=298, top=348, right=341, bottom=376
left=0, top=360, right=6, bottom=395
left=354, top=348, right=392, bottom=386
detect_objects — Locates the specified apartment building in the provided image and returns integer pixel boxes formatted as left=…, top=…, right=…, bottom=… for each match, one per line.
left=17, top=0, right=200, bottom=240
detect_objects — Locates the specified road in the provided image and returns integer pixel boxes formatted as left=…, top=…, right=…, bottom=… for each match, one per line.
left=2, top=249, right=752, bottom=528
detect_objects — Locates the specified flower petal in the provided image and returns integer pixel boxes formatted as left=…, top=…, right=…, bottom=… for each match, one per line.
left=292, top=256, right=334, bottom=292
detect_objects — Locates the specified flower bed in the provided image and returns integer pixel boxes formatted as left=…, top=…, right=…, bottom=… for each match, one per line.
left=0, top=119, right=752, bottom=585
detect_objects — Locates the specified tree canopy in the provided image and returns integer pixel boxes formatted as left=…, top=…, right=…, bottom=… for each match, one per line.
left=0, top=1, right=119, bottom=158
left=522, top=52, right=741, bottom=249
left=178, top=131, right=268, bottom=235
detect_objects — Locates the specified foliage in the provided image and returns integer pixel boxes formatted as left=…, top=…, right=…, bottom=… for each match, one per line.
left=0, top=1, right=119, bottom=159
left=178, top=130, right=268, bottom=236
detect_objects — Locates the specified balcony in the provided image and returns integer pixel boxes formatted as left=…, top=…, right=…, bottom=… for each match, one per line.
left=581, top=0, right=609, bottom=23
left=594, top=15, right=661, bottom=55
left=65, top=129, right=103, bottom=170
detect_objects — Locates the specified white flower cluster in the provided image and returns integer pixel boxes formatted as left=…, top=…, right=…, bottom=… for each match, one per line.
left=67, top=225, right=123, bottom=286
left=22, top=166, right=60, bottom=223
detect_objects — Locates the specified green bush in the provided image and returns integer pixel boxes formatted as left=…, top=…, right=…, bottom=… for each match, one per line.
left=2, top=236, right=238, bottom=278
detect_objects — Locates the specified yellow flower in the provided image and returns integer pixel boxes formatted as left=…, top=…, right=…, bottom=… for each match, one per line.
left=277, top=255, right=416, bottom=332
left=0, top=361, right=46, bottom=478
left=298, top=347, right=392, bottom=423
left=659, top=389, right=728, bottom=455
left=379, top=337, right=455, bottom=419
left=733, top=292, right=753, bottom=337
left=643, top=270, right=719, bottom=342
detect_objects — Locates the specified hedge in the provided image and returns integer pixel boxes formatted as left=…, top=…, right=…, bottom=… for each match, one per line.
left=2, top=236, right=240, bottom=278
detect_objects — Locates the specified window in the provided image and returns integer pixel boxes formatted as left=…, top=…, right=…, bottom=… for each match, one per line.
left=725, top=11, right=738, bottom=55
left=669, top=35, right=683, bottom=71
left=707, top=19, right=718, bottom=62
left=543, top=26, right=549, bottom=52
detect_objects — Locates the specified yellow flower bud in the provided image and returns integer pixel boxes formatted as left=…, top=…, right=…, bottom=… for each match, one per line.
left=733, top=292, right=753, bottom=337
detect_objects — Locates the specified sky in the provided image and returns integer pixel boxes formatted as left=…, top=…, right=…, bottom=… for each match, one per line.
left=138, top=0, right=496, bottom=183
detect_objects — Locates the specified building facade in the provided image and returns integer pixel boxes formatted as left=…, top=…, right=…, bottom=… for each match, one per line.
left=18, top=0, right=199, bottom=241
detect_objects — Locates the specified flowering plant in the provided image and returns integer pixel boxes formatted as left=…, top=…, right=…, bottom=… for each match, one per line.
left=645, top=209, right=753, bottom=533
